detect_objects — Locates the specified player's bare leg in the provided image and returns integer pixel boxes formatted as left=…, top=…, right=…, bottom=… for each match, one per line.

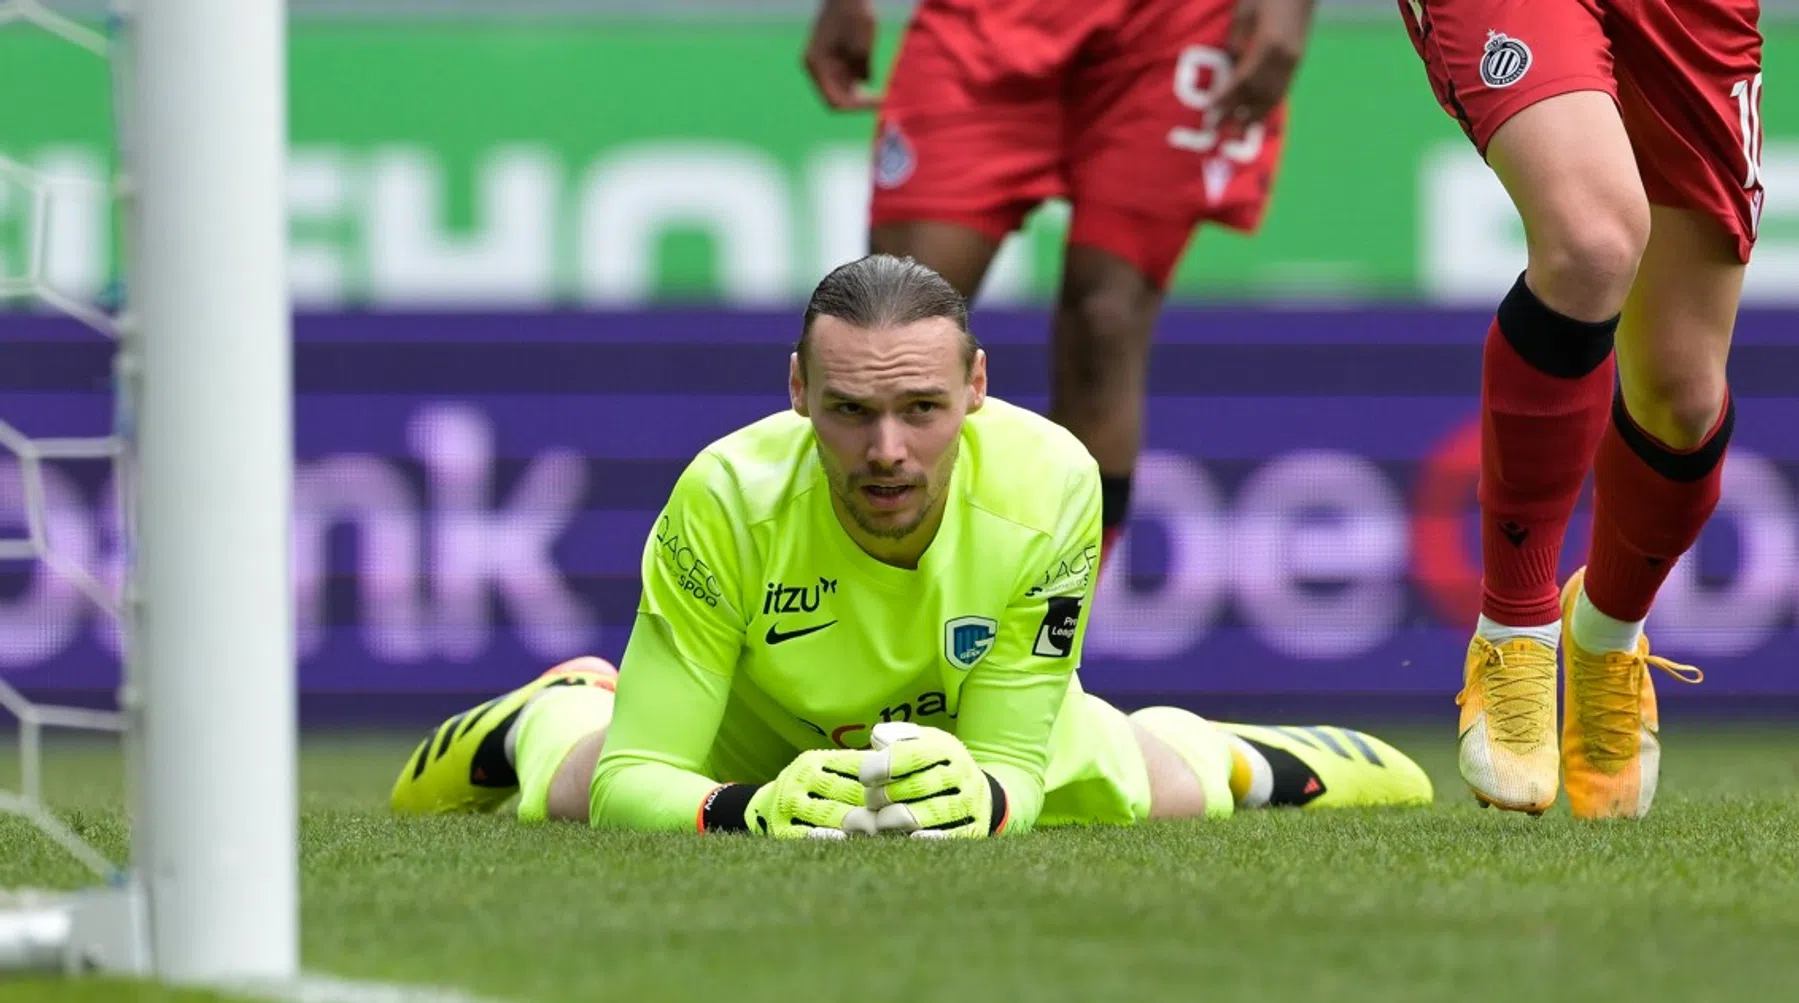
left=1050, top=245, right=1164, bottom=567
left=543, top=729, right=608, bottom=823
left=1489, top=93, right=1650, bottom=322
left=1133, top=720, right=1213, bottom=819
left=1453, top=91, right=1649, bottom=815
left=1612, top=207, right=1739, bottom=450
left=1559, top=205, right=1736, bottom=819
left=868, top=220, right=1004, bottom=300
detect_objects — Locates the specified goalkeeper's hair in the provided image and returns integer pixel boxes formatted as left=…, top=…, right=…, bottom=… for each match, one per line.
left=797, top=254, right=979, bottom=383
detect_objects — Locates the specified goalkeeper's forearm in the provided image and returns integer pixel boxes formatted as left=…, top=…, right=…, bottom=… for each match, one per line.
left=587, top=753, right=724, bottom=832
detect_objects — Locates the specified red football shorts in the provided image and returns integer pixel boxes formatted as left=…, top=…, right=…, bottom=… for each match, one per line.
left=868, top=0, right=1288, bottom=287
left=1400, top=0, right=1765, bottom=262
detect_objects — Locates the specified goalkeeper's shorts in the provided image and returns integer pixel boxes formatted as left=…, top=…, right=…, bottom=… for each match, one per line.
left=1037, top=683, right=1153, bottom=827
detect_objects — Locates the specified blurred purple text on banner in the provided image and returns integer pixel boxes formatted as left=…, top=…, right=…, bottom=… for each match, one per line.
left=2, top=308, right=1796, bottom=698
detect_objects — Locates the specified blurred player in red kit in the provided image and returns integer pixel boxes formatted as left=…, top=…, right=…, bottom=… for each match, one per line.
left=802, top=0, right=1319, bottom=571
left=1398, top=0, right=1763, bottom=819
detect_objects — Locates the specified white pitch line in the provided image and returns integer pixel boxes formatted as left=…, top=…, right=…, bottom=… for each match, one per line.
left=228, top=974, right=513, bottom=1003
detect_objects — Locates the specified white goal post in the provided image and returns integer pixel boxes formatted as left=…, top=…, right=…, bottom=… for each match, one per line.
left=130, top=0, right=297, bottom=981
left=0, top=0, right=296, bottom=985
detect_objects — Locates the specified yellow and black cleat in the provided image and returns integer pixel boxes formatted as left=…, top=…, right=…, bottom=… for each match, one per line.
left=1218, top=722, right=1435, bottom=809
left=390, top=657, right=617, bottom=815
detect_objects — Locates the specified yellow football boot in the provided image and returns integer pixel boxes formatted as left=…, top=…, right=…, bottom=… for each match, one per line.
left=1560, top=569, right=1703, bottom=820
left=1457, top=632, right=1559, bottom=814
left=390, top=656, right=618, bottom=815
left=1217, top=723, right=1434, bottom=808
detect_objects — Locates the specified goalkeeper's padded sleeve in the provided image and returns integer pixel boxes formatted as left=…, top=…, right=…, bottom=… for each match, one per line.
left=589, top=612, right=738, bottom=832
left=592, top=454, right=756, bottom=832
left=948, top=457, right=1103, bottom=833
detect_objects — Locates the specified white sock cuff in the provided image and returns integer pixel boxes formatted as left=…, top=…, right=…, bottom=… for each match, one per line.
left=1476, top=614, right=1560, bottom=649
left=1570, top=588, right=1645, bottom=654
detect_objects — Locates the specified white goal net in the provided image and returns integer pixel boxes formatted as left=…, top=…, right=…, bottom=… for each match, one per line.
left=0, top=0, right=144, bottom=975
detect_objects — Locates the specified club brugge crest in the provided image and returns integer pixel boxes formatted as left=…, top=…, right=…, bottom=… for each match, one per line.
left=1480, top=31, right=1531, bottom=89
left=874, top=120, right=915, bottom=190
left=944, top=616, right=998, bottom=671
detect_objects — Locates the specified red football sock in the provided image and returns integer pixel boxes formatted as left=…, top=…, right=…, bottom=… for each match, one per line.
left=1584, top=393, right=1734, bottom=623
left=1478, top=274, right=1618, bottom=627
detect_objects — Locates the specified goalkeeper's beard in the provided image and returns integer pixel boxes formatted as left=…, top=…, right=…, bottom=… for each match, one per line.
left=822, top=445, right=953, bottom=542
left=837, top=473, right=935, bottom=539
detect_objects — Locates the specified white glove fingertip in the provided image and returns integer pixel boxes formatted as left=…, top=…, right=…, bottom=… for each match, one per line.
left=806, top=826, right=847, bottom=840
left=860, top=747, right=894, bottom=786
left=874, top=802, right=920, bottom=834
left=869, top=721, right=923, bottom=750
left=910, top=829, right=953, bottom=840
left=840, top=806, right=879, bottom=837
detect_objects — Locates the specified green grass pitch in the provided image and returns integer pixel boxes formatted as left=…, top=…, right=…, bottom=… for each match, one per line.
left=2, top=722, right=1797, bottom=1003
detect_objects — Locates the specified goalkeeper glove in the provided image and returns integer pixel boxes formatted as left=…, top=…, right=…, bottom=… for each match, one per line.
left=843, top=722, right=1009, bottom=839
left=699, top=748, right=867, bottom=839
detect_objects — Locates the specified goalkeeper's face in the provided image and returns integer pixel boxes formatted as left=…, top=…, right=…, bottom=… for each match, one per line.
left=793, top=315, right=987, bottom=546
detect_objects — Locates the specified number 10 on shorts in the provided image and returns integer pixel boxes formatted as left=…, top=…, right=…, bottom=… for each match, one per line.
left=1731, top=72, right=1764, bottom=191
left=1167, top=45, right=1264, bottom=163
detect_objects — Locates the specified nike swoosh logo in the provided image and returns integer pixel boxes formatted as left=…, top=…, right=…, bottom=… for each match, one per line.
left=765, top=620, right=837, bottom=645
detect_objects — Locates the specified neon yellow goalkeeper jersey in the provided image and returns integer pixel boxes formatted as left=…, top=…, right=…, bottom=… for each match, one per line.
left=590, top=396, right=1111, bottom=834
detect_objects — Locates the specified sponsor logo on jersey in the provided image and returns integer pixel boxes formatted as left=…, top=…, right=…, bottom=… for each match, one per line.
left=798, top=689, right=954, bottom=749
left=1032, top=596, right=1083, bottom=658
left=874, top=120, right=915, bottom=190
left=765, top=620, right=837, bottom=645
left=654, top=514, right=723, bottom=608
left=762, top=577, right=838, bottom=616
left=761, top=577, right=839, bottom=644
left=1026, top=543, right=1099, bottom=598
left=944, top=615, right=998, bottom=670
left=1479, top=31, right=1531, bottom=89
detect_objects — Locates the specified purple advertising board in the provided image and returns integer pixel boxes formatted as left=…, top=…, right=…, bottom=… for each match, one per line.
left=2, top=307, right=1796, bottom=704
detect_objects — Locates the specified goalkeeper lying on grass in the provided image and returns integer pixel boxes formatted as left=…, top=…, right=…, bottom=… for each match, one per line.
left=392, top=255, right=1433, bottom=838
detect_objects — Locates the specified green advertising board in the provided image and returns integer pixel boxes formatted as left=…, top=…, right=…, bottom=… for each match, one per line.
left=0, top=20, right=1792, bottom=305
